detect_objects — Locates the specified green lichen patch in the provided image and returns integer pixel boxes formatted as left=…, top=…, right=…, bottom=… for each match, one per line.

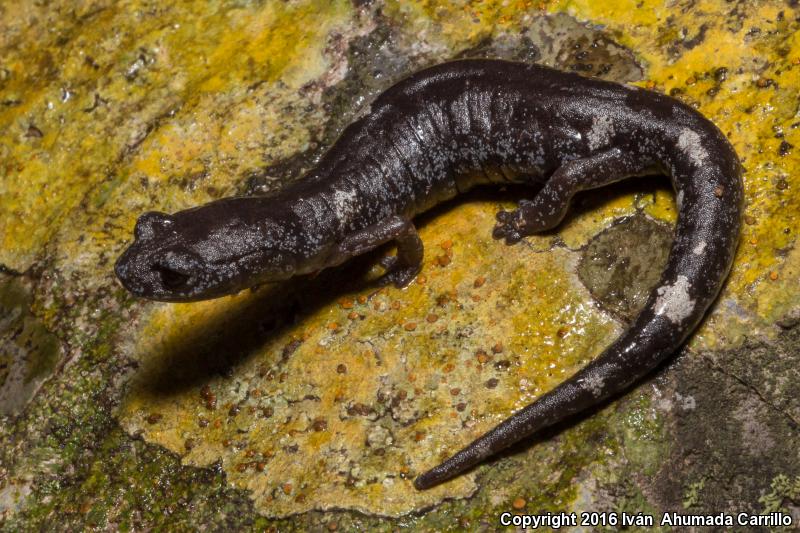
left=759, top=474, right=800, bottom=515
left=2, top=425, right=260, bottom=531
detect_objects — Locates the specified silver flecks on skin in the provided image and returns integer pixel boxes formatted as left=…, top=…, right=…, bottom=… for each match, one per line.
left=586, top=114, right=615, bottom=151
left=579, top=372, right=606, bottom=398
left=114, top=59, right=743, bottom=491
left=693, top=241, right=707, bottom=255
left=653, top=275, right=697, bottom=324
left=677, top=128, right=710, bottom=168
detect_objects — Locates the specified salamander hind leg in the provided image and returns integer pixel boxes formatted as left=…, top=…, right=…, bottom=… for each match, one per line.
left=493, top=148, right=653, bottom=245
left=493, top=197, right=547, bottom=245
left=335, top=215, right=423, bottom=288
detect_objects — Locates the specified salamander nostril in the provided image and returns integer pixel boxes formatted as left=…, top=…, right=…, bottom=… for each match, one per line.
left=153, top=263, right=190, bottom=290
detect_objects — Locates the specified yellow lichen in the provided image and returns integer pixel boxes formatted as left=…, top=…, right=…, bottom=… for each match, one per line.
left=0, top=0, right=354, bottom=271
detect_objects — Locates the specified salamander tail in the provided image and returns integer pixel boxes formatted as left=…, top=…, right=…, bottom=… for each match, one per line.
left=415, top=124, right=743, bottom=491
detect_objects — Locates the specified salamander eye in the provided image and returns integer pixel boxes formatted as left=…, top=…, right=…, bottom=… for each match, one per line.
left=135, top=212, right=175, bottom=240
left=153, top=263, right=191, bottom=290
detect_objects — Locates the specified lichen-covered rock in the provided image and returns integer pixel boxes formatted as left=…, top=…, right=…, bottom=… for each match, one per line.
left=117, top=208, right=619, bottom=516
left=2, top=0, right=799, bottom=529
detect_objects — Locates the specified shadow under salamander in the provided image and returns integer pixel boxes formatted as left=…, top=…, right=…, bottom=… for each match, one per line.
left=133, top=255, right=377, bottom=398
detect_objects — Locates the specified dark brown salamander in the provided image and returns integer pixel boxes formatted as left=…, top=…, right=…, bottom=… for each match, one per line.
left=115, top=59, right=743, bottom=490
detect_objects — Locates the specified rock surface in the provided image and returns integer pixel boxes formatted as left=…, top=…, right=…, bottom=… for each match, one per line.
left=1, top=0, right=799, bottom=529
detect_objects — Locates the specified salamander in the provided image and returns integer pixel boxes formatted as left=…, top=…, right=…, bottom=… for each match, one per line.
left=115, top=59, right=743, bottom=490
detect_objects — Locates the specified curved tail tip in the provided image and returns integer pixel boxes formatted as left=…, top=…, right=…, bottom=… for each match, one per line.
left=413, top=466, right=449, bottom=490
left=413, top=473, right=435, bottom=491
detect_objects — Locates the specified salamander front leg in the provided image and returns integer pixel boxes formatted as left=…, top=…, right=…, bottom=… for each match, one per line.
left=493, top=148, right=654, bottom=244
left=335, top=215, right=423, bottom=288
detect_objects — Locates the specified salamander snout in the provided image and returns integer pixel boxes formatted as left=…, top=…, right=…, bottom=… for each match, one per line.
left=115, top=210, right=213, bottom=300
left=115, top=237, right=205, bottom=301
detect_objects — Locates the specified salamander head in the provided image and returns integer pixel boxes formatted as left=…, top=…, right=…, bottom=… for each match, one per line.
left=115, top=202, right=299, bottom=302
